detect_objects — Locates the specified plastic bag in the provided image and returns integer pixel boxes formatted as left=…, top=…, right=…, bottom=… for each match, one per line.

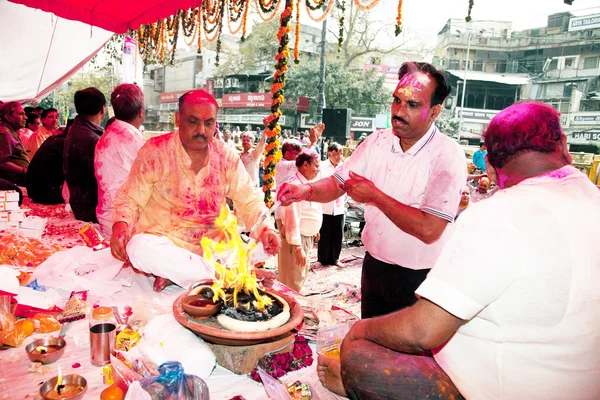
left=124, top=381, right=152, bottom=400
left=111, top=354, right=144, bottom=394
left=33, top=313, right=62, bottom=333
left=0, top=311, right=16, bottom=331
left=140, top=362, right=210, bottom=400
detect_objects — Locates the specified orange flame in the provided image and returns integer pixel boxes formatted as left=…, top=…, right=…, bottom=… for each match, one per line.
left=54, top=365, right=62, bottom=391
left=201, top=205, right=273, bottom=310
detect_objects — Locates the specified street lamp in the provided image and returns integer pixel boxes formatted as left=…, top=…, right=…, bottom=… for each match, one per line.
left=456, top=28, right=484, bottom=139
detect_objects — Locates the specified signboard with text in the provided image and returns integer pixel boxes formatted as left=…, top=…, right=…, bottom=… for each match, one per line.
left=569, top=14, right=600, bottom=32
left=570, top=131, right=600, bottom=141
left=222, top=93, right=272, bottom=108
left=461, top=110, right=500, bottom=122
left=571, top=114, right=600, bottom=125
left=160, top=90, right=190, bottom=103
left=363, top=64, right=400, bottom=86
left=351, top=117, right=375, bottom=131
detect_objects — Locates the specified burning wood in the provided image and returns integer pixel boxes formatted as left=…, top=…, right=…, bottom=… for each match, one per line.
left=201, top=205, right=273, bottom=312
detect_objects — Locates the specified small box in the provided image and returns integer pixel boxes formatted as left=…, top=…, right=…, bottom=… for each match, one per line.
left=0, top=190, right=20, bottom=202
left=20, top=216, right=47, bottom=231
left=0, top=201, right=19, bottom=211
left=19, top=227, right=43, bottom=239
left=0, top=221, right=20, bottom=231
left=0, top=209, right=25, bottom=222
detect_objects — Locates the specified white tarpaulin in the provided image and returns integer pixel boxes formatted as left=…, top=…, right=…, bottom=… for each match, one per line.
left=0, top=0, right=114, bottom=102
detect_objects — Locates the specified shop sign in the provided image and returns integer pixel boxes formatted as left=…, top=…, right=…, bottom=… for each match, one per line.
left=571, top=114, right=600, bottom=125
left=569, top=14, right=600, bottom=32
left=351, top=118, right=375, bottom=131
left=222, top=93, right=272, bottom=108
left=571, top=131, right=600, bottom=141
left=218, top=114, right=288, bottom=126
left=297, top=97, right=310, bottom=112
left=300, top=114, right=317, bottom=129
left=160, top=90, right=190, bottom=103
left=461, top=110, right=499, bottom=122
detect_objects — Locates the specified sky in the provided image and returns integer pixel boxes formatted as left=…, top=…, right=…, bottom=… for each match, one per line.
left=278, top=0, right=600, bottom=47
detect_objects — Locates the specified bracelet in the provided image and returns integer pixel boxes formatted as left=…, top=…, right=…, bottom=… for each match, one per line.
left=306, top=183, right=314, bottom=201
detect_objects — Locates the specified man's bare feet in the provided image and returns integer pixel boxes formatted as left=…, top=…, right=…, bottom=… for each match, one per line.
left=317, top=354, right=348, bottom=397
left=335, top=261, right=345, bottom=268
left=153, top=276, right=174, bottom=292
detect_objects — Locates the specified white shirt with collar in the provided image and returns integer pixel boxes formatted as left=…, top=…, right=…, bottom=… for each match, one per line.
left=281, top=171, right=322, bottom=246
left=94, top=119, right=146, bottom=238
left=319, top=158, right=346, bottom=216
left=337, top=125, right=466, bottom=270
left=274, top=159, right=298, bottom=220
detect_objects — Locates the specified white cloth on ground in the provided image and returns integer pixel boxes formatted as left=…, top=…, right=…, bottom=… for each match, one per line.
left=31, top=246, right=131, bottom=297
left=416, top=165, right=600, bottom=400
left=126, top=233, right=215, bottom=289
left=132, top=313, right=216, bottom=380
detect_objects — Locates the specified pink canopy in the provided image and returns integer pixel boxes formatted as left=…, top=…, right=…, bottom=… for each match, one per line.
left=8, top=0, right=202, bottom=34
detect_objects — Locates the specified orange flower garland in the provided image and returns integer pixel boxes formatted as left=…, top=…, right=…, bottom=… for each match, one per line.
left=306, top=0, right=335, bottom=23
left=255, top=0, right=283, bottom=22
left=395, top=0, right=403, bottom=36
left=294, top=0, right=301, bottom=63
left=262, top=0, right=293, bottom=206
left=353, top=0, right=380, bottom=10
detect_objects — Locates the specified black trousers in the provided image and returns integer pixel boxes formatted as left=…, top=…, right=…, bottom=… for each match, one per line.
left=361, top=252, right=430, bottom=318
left=317, top=213, right=344, bottom=265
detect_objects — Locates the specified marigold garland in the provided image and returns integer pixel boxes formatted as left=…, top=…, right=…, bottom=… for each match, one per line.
left=465, top=0, right=474, bottom=22
left=395, top=0, right=403, bottom=36
left=352, top=0, right=380, bottom=10
left=262, top=0, right=293, bottom=206
left=306, top=0, right=335, bottom=23
left=240, top=0, right=251, bottom=40
left=293, top=0, right=302, bottom=63
left=337, top=0, right=346, bottom=52
left=255, top=0, right=282, bottom=22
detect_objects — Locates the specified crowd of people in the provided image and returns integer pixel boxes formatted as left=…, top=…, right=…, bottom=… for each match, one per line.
left=1, top=60, right=598, bottom=399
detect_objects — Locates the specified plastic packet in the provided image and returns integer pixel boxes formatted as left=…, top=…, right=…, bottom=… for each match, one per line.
left=140, top=361, right=209, bottom=400
left=316, top=323, right=351, bottom=359
left=57, top=290, right=88, bottom=323
left=0, top=326, right=26, bottom=347
left=111, top=354, right=144, bottom=394
left=0, top=310, right=15, bottom=331
left=128, top=297, right=166, bottom=330
left=116, top=329, right=141, bottom=351
left=124, top=381, right=152, bottom=400
left=79, top=223, right=109, bottom=250
left=33, top=313, right=62, bottom=333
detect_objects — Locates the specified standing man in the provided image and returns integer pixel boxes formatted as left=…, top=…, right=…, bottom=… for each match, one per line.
left=239, top=129, right=266, bottom=188
left=27, top=108, right=59, bottom=157
left=0, top=102, right=29, bottom=193
left=95, top=84, right=146, bottom=239
left=110, top=90, right=280, bottom=291
left=472, top=143, right=487, bottom=171
left=279, top=151, right=322, bottom=292
left=63, top=87, right=106, bottom=222
left=317, top=142, right=346, bottom=267
left=279, top=62, right=466, bottom=317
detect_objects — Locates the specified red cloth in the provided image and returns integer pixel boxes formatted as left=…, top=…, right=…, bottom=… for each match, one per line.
left=9, top=0, right=201, bottom=33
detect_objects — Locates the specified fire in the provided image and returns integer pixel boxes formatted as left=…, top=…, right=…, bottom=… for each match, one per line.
left=36, top=345, right=47, bottom=353
left=54, top=365, right=62, bottom=392
left=201, top=205, right=273, bottom=311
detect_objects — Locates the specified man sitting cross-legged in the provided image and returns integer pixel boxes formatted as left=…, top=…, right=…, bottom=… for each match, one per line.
left=110, top=90, right=280, bottom=292
left=317, top=102, right=600, bottom=400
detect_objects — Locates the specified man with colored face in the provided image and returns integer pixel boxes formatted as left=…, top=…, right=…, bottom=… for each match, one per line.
left=279, top=62, right=466, bottom=317
left=111, top=90, right=280, bottom=292
left=27, top=108, right=60, bottom=157
left=279, top=62, right=466, bottom=396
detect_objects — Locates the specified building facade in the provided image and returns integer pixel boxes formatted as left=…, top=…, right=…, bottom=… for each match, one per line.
left=435, top=12, right=600, bottom=151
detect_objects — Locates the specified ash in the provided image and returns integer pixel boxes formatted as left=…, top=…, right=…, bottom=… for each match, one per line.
left=220, top=291, right=283, bottom=322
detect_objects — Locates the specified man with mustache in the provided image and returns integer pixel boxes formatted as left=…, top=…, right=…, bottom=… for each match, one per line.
left=280, top=62, right=466, bottom=318
left=110, top=90, right=280, bottom=291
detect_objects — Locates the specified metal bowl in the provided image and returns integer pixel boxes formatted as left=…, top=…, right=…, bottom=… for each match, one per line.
left=25, top=337, right=66, bottom=364
left=39, top=374, right=87, bottom=400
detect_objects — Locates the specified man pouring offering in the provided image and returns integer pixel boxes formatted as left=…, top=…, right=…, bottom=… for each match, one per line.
left=110, top=90, right=280, bottom=292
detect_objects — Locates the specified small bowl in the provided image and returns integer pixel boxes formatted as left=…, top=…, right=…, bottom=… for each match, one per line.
left=182, top=294, right=222, bottom=319
left=40, top=374, right=87, bottom=400
left=25, top=338, right=66, bottom=364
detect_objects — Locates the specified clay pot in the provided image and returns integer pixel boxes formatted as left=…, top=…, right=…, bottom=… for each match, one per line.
left=182, top=288, right=222, bottom=319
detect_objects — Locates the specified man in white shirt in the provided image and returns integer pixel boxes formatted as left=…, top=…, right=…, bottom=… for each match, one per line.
left=316, top=142, right=346, bottom=267
left=279, top=62, right=466, bottom=317
left=27, top=108, right=59, bottom=158
left=94, top=84, right=146, bottom=238
left=317, top=101, right=600, bottom=400
left=279, top=150, right=322, bottom=292
left=239, top=130, right=266, bottom=188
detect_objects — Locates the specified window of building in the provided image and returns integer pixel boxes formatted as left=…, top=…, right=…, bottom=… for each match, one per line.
left=583, top=56, right=599, bottom=70
left=564, top=57, right=576, bottom=70
left=448, top=60, right=460, bottom=69
left=548, top=59, right=558, bottom=70
left=473, top=60, right=483, bottom=71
